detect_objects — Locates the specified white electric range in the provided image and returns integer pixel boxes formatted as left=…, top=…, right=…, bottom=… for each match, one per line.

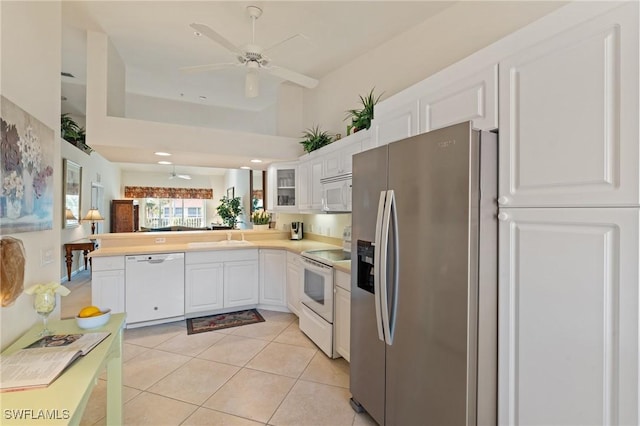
left=299, top=227, right=351, bottom=358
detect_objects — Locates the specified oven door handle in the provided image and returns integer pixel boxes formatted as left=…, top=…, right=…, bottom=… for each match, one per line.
left=301, top=257, right=332, bottom=273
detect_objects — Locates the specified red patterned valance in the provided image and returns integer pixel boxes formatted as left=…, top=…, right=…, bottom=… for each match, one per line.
left=124, top=186, right=213, bottom=199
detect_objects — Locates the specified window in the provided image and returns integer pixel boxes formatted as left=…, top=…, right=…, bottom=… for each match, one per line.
left=142, top=198, right=206, bottom=229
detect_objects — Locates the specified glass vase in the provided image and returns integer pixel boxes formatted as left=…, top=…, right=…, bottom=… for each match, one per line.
left=33, top=291, right=56, bottom=336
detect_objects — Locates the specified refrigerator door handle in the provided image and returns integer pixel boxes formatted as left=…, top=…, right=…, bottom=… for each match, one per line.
left=373, top=190, right=387, bottom=342
left=380, top=189, right=395, bottom=345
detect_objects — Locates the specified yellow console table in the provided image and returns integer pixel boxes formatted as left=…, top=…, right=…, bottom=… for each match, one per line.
left=0, top=313, right=125, bottom=425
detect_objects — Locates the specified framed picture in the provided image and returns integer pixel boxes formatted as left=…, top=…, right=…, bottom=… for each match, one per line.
left=63, top=159, right=82, bottom=228
left=226, top=187, right=235, bottom=199
left=0, top=96, right=55, bottom=234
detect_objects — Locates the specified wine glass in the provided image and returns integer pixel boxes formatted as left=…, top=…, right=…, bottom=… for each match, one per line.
left=33, top=291, right=56, bottom=336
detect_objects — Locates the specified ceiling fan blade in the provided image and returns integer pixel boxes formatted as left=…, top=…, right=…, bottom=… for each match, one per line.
left=265, top=65, right=319, bottom=89
left=180, top=63, right=239, bottom=74
left=178, top=174, right=192, bottom=180
left=190, top=23, right=244, bottom=56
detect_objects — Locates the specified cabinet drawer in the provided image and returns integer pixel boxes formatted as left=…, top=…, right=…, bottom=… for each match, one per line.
left=92, top=256, right=125, bottom=271
left=335, top=270, right=351, bottom=291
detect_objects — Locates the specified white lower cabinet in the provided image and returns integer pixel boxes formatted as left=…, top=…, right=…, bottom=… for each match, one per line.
left=334, top=269, right=351, bottom=362
left=224, top=260, right=259, bottom=308
left=91, top=256, right=125, bottom=314
left=259, top=249, right=287, bottom=309
left=286, top=252, right=302, bottom=315
left=185, top=262, right=224, bottom=314
left=498, top=207, right=639, bottom=425
left=186, top=249, right=259, bottom=313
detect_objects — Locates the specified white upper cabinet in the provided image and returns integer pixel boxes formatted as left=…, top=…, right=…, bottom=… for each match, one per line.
left=498, top=207, right=639, bottom=425
left=297, top=156, right=323, bottom=212
left=498, top=3, right=639, bottom=207
left=322, top=134, right=364, bottom=177
left=268, top=162, right=298, bottom=212
left=372, top=99, right=419, bottom=147
left=418, top=64, right=498, bottom=132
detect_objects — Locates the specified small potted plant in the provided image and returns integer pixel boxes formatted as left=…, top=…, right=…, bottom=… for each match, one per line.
left=345, top=88, right=383, bottom=135
left=300, top=125, right=333, bottom=153
left=251, top=210, right=271, bottom=231
left=61, top=114, right=93, bottom=154
left=216, top=195, right=243, bottom=229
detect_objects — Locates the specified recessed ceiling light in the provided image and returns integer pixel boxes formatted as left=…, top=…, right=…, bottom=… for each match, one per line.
left=158, top=161, right=172, bottom=165
left=240, top=166, right=251, bottom=170
left=194, top=31, right=202, bottom=37
left=199, top=96, right=207, bottom=100
left=250, top=159, right=262, bottom=163
left=155, top=152, right=171, bottom=156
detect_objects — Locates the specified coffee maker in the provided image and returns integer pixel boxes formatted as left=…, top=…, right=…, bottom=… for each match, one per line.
left=291, top=222, right=303, bottom=240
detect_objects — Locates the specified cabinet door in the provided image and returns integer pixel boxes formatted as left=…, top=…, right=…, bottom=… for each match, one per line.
left=372, top=100, right=419, bottom=147
left=498, top=208, right=639, bottom=425
left=418, top=64, right=497, bottom=132
left=268, top=164, right=297, bottom=212
left=334, top=286, right=351, bottom=362
left=259, top=250, right=287, bottom=307
left=309, top=160, right=323, bottom=210
left=498, top=3, right=639, bottom=207
left=286, top=253, right=301, bottom=316
left=185, top=262, right=224, bottom=314
left=224, top=260, right=259, bottom=308
left=91, top=270, right=124, bottom=314
left=297, top=161, right=310, bottom=210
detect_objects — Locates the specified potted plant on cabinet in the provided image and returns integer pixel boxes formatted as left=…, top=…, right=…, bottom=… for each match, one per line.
left=345, top=88, right=383, bottom=135
left=216, top=195, right=243, bottom=229
left=300, top=125, right=333, bottom=153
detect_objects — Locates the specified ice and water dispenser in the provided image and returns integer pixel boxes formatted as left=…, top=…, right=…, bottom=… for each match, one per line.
left=356, top=240, right=375, bottom=294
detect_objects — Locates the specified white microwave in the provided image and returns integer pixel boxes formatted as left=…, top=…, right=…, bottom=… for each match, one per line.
left=321, top=174, right=351, bottom=212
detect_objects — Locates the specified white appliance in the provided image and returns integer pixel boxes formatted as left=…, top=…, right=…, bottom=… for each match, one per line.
left=350, top=121, right=497, bottom=425
left=300, top=228, right=352, bottom=358
left=125, top=252, right=185, bottom=326
left=321, top=174, right=352, bottom=212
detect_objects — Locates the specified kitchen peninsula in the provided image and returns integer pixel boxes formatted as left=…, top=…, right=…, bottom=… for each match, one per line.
left=89, top=229, right=347, bottom=328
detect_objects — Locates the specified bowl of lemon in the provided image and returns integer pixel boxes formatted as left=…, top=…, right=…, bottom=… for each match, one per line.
left=76, top=306, right=111, bottom=329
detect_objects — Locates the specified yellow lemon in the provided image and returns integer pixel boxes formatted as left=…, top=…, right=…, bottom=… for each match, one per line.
left=78, top=306, right=101, bottom=318
left=89, top=310, right=105, bottom=317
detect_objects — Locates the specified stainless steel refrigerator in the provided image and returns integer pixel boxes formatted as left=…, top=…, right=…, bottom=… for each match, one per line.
left=350, top=121, right=497, bottom=426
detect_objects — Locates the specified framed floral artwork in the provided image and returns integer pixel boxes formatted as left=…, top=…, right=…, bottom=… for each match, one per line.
left=0, top=96, right=54, bottom=234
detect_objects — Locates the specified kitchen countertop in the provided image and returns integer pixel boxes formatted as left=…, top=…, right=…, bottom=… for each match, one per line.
left=333, top=260, right=352, bottom=273
left=90, top=238, right=343, bottom=258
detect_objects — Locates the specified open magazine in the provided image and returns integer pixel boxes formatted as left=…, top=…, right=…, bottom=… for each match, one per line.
left=0, top=332, right=110, bottom=392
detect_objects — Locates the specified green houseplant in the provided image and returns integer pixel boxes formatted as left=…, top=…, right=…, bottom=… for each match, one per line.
left=345, top=88, right=383, bottom=135
left=61, top=114, right=93, bottom=154
left=300, top=125, right=333, bottom=153
left=216, top=195, right=243, bottom=229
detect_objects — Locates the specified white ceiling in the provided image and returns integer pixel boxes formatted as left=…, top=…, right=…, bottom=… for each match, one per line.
left=60, top=1, right=561, bottom=176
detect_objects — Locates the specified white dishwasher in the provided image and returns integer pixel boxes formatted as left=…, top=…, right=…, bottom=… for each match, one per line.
left=125, top=252, right=185, bottom=325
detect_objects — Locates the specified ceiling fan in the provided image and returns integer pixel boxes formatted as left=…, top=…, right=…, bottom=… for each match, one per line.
left=169, top=166, right=192, bottom=180
left=181, top=5, right=319, bottom=98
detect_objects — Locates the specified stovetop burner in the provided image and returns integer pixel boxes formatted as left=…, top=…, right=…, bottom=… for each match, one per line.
left=302, top=249, right=351, bottom=265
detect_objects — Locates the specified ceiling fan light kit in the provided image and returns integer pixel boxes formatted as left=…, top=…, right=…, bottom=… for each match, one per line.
left=183, top=5, right=318, bottom=98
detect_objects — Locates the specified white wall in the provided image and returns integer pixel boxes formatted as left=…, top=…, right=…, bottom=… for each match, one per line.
left=121, top=170, right=225, bottom=227
left=60, top=142, right=120, bottom=280
left=125, top=93, right=277, bottom=135
left=1, top=1, right=62, bottom=350
left=303, top=1, right=565, bottom=134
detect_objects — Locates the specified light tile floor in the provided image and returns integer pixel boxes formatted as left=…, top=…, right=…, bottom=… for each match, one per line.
left=62, top=271, right=377, bottom=426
